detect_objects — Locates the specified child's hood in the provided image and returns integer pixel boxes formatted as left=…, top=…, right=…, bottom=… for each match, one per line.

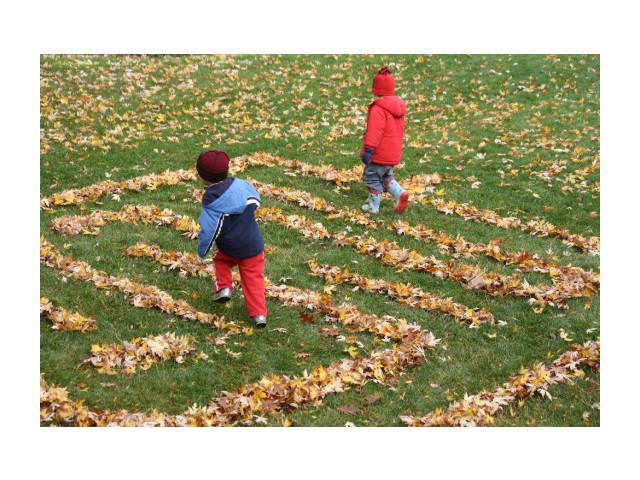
left=372, top=96, right=406, bottom=117
left=202, top=178, right=260, bottom=215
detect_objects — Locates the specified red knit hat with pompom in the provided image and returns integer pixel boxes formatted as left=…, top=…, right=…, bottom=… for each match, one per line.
left=197, top=150, right=230, bottom=184
left=371, top=67, right=395, bottom=96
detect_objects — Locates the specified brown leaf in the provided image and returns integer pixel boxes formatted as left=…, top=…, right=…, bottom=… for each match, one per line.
left=363, top=393, right=381, bottom=404
left=468, top=275, right=485, bottom=289
left=299, top=311, right=315, bottom=324
left=318, top=326, right=341, bottom=337
left=337, top=405, right=361, bottom=415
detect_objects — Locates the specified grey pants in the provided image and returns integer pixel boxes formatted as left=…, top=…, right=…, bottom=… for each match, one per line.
left=362, top=163, right=395, bottom=194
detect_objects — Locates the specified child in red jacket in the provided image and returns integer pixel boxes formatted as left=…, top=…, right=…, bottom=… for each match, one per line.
left=360, top=67, right=409, bottom=214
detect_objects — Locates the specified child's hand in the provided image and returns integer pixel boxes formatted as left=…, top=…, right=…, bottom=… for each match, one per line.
left=361, top=147, right=373, bottom=164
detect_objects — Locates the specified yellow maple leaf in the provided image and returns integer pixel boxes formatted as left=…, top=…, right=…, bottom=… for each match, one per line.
left=559, top=329, right=573, bottom=342
left=344, top=346, right=359, bottom=358
left=243, top=327, right=254, bottom=336
left=323, top=285, right=336, bottom=295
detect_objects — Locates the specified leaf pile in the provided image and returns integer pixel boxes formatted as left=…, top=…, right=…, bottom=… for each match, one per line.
left=83, top=332, right=196, bottom=375
left=198, top=174, right=599, bottom=303
left=40, top=275, right=439, bottom=426
left=50, top=204, right=201, bottom=239
left=40, top=297, right=97, bottom=332
left=49, top=181, right=599, bottom=307
left=390, top=220, right=599, bottom=285
left=49, top=195, right=598, bottom=311
left=424, top=197, right=600, bottom=256
left=400, top=339, right=600, bottom=427
left=40, top=168, right=197, bottom=211
left=248, top=177, right=597, bottom=288
left=125, top=241, right=215, bottom=277
left=40, top=237, right=240, bottom=332
left=43, top=155, right=596, bottom=299
left=336, top=233, right=597, bottom=309
left=307, top=260, right=494, bottom=327
left=234, top=152, right=598, bottom=258
left=39, top=55, right=600, bottom=427
left=235, top=151, right=364, bottom=185
left=255, top=208, right=332, bottom=239
left=122, top=242, right=441, bottom=345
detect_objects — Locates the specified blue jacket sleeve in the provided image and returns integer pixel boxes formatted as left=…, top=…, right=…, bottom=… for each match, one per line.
left=197, top=208, right=223, bottom=258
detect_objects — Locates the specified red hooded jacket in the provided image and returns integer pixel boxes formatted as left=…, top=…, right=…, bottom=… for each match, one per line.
left=361, top=95, right=407, bottom=165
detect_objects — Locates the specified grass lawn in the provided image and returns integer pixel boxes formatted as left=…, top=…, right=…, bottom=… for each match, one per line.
left=40, top=54, right=599, bottom=427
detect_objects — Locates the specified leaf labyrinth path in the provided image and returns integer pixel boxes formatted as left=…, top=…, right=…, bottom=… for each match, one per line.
left=401, top=339, right=600, bottom=427
left=122, top=242, right=491, bottom=327
left=40, top=297, right=97, bottom=332
left=40, top=238, right=240, bottom=332
left=40, top=152, right=600, bottom=426
left=50, top=200, right=598, bottom=309
left=41, top=151, right=596, bottom=256
left=41, top=241, right=440, bottom=425
left=84, top=333, right=198, bottom=376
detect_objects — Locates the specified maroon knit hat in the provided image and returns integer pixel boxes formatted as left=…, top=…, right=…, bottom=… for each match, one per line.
left=196, top=150, right=230, bottom=184
left=371, top=67, right=395, bottom=96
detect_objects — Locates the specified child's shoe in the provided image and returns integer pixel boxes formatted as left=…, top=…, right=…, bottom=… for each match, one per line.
left=250, top=315, right=267, bottom=328
left=362, top=193, right=381, bottom=213
left=387, top=180, right=409, bottom=214
left=212, top=288, right=232, bottom=303
left=394, top=191, right=410, bottom=214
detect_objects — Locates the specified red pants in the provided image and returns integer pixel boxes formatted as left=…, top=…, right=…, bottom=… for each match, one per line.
left=212, top=249, right=267, bottom=317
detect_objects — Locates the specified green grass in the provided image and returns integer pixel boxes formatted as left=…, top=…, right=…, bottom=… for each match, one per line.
left=40, top=54, right=600, bottom=427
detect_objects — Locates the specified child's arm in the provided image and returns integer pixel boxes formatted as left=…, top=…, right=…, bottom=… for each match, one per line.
left=362, top=106, right=386, bottom=159
left=361, top=146, right=374, bottom=164
left=197, top=208, right=224, bottom=258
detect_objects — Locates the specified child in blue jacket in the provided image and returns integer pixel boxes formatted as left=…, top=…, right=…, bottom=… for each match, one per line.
left=196, top=150, right=267, bottom=328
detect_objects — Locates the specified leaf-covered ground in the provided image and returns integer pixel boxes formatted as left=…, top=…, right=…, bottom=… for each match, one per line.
left=40, top=54, right=599, bottom=427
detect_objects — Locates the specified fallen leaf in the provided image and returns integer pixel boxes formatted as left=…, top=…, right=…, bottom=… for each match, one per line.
left=345, top=346, right=359, bottom=357
left=318, top=326, right=341, bottom=337
left=323, top=285, right=336, bottom=295
left=363, top=393, right=381, bottom=404
left=559, top=329, right=573, bottom=342
left=468, top=275, right=485, bottom=289
left=299, top=311, right=315, bottom=324
left=225, top=348, right=242, bottom=358
left=337, top=405, right=361, bottom=415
